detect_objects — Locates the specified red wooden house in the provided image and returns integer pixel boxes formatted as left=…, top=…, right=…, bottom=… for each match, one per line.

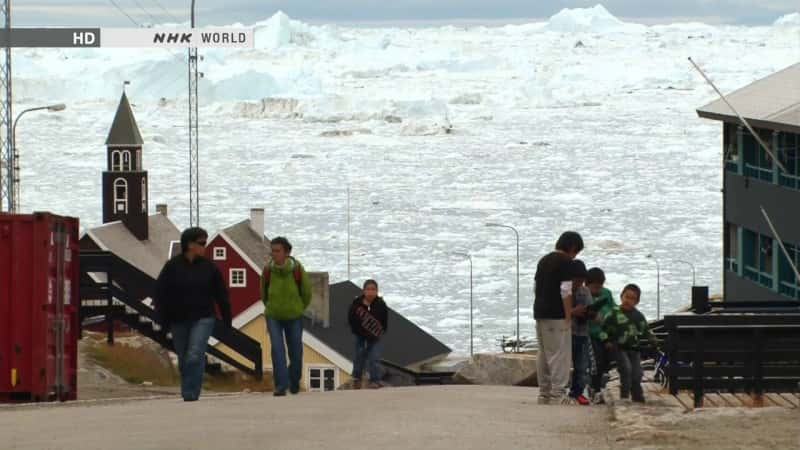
left=204, top=209, right=268, bottom=317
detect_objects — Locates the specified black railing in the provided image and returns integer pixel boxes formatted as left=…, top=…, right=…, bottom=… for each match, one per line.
left=664, top=313, right=800, bottom=408
left=79, top=251, right=263, bottom=380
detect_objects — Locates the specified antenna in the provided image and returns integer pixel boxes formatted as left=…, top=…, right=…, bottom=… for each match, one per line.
left=0, top=0, right=12, bottom=212
left=188, top=0, right=200, bottom=226
left=689, top=57, right=788, bottom=174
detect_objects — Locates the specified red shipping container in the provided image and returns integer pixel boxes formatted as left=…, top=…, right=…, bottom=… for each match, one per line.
left=0, top=212, right=79, bottom=402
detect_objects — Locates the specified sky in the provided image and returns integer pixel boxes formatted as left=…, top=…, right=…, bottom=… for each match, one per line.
left=11, top=0, right=800, bottom=27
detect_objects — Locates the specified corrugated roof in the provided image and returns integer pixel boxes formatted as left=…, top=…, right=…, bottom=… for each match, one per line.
left=304, top=281, right=452, bottom=368
left=106, top=92, right=144, bottom=146
left=221, top=219, right=271, bottom=271
left=86, top=214, right=180, bottom=278
left=697, top=63, right=800, bottom=132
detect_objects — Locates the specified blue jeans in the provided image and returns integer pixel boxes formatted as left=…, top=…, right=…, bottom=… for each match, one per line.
left=266, top=316, right=304, bottom=392
left=570, top=334, right=589, bottom=398
left=352, top=335, right=382, bottom=382
left=171, top=317, right=215, bottom=401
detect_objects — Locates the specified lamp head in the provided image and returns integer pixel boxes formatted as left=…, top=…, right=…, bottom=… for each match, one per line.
left=47, top=104, right=66, bottom=112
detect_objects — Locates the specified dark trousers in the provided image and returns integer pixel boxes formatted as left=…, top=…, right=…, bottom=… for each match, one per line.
left=616, top=349, right=644, bottom=401
left=590, top=337, right=611, bottom=393
left=171, top=317, right=215, bottom=401
left=352, top=335, right=382, bottom=382
left=266, top=316, right=304, bottom=393
left=569, top=335, right=589, bottom=397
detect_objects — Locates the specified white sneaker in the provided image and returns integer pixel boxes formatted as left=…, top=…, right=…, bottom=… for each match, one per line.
left=592, top=392, right=606, bottom=405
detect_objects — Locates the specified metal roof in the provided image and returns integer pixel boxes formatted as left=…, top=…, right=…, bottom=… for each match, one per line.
left=696, top=63, right=800, bottom=133
left=105, top=92, right=144, bottom=146
left=220, top=219, right=271, bottom=271
left=86, top=214, right=180, bottom=279
left=303, top=281, right=452, bottom=368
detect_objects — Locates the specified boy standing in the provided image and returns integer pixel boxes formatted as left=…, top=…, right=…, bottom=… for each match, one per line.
left=600, top=284, right=658, bottom=403
left=533, top=232, right=585, bottom=405
left=568, top=260, right=592, bottom=405
left=586, top=268, right=616, bottom=404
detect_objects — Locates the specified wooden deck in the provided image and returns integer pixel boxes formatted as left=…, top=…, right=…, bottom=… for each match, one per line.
left=639, top=380, right=800, bottom=411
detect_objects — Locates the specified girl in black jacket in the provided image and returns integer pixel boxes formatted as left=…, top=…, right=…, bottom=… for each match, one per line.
left=348, top=279, right=388, bottom=389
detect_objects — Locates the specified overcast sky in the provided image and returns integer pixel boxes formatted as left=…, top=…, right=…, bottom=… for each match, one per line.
left=12, top=0, right=799, bottom=27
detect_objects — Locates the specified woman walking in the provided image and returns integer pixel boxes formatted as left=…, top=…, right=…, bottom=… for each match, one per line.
left=154, top=227, right=231, bottom=402
left=348, top=280, right=388, bottom=389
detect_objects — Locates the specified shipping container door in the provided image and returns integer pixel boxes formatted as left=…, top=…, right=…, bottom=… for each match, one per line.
left=0, top=218, right=12, bottom=394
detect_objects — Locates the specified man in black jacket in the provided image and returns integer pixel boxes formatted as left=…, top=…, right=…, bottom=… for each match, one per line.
left=154, top=227, right=231, bottom=402
left=348, top=279, right=388, bottom=389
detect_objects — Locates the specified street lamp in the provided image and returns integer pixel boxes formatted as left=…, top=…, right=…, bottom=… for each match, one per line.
left=451, top=252, right=474, bottom=356
left=486, top=222, right=520, bottom=352
left=11, top=103, right=67, bottom=212
left=647, top=254, right=661, bottom=320
left=674, top=259, right=696, bottom=286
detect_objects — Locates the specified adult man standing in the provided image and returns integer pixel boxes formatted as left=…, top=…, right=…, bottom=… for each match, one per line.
left=261, top=237, right=312, bottom=396
left=533, top=231, right=585, bottom=404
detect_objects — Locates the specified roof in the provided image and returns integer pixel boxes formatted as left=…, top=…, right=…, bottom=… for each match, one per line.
left=696, top=63, right=800, bottom=133
left=106, top=92, right=144, bottom=146
left=304, top=281, right=451, bottom=368
left=85, top=214, right=180, bottom=279
left=219, top=219, right=270, bottom=272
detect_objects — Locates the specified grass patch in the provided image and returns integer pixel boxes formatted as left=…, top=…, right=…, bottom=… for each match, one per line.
left=85, top=341, right=179, bottom=386
left=204, top=371, right=275, bottom=393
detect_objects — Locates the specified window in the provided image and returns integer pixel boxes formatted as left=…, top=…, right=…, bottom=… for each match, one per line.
left=111, top=150, right=122, bottom=171
left=725, top=223, right=739, bottom=273
left=121, top=150, right=132, bottom=171
left=136, top=150, right=142, bottom=171
left=778, top=132, right=800, bottom=190
left=724, top=124, right=740, bottom=173
left=778, top=243, right=800, bottom=300
left=742, top=128, right=774, bottom=182
left=307, top=366, right=337, bottom=392
left=141, top=178, right=147, bottom=213
left=213, top=247, right=227, bottom=260
left=742, top=228, right=774, bottom=289
left=113, top=178, right=128, bottom=213
left=229, top=268, right=246, bottom=287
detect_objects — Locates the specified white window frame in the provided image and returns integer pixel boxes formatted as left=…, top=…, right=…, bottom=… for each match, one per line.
left=121, top=150, right=132, bottom=171
left=141, top=178, right=147, bottom=213
left=306, top=365, right=338, bottom=393
left=113, top=178, right=128, bottom=213
left=229, top=268, right=246, bottom=288
left=213, top=247, right=227, bottom=260
left=136, top=149, right=142, bottom=171
left=111, top=150, right=122, bottom=171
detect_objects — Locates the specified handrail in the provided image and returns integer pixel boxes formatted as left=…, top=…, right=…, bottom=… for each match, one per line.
left=79, top=251, right=263, bottom=379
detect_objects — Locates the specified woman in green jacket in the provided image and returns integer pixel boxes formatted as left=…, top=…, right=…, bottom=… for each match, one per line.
left=261, top=237, right=312, bottom=396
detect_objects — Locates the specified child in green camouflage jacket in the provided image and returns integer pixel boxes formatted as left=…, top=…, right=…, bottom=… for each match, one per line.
left=600, top=284, right=657, bottom=403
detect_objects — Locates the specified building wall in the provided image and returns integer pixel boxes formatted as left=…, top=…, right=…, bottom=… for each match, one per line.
left=725, top=175, right=800, bottom=244
left=725, top=275, right=788, bottom=303
left=206, top=236, right=261, bottom=317
left=214, top=313, right=351, bottom=390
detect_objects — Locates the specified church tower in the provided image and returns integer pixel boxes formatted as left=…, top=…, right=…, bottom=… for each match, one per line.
left=102, top=91, right=148, bottom=240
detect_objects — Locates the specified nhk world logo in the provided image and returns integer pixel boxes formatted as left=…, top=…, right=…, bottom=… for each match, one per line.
left=0, top=28, right=254, bottom=48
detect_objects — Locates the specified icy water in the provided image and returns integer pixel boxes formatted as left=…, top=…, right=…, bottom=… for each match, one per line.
left=16, top=7, right=800, bottom=353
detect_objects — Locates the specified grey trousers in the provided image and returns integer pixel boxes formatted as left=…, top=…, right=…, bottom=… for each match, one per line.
left=536, top=319, right=572, bottom=400
left=616, top=349, right=644, bottom=401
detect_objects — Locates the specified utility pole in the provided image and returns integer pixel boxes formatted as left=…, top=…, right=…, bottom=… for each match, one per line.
left=188, top=0, right=200, bottom=226
left=347, top=186, right=351, bottom=280
left=0, top=0, right=12, bottom=213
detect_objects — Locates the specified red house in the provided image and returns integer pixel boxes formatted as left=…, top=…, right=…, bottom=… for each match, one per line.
left=205, top=209, right=268, bottom=317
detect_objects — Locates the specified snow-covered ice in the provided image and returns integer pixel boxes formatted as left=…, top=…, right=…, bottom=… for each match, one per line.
left=14, top=5, right=800, bottom=354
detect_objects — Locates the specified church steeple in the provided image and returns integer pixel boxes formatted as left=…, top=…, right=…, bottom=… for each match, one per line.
left=102, top=91, right=149, bottom=240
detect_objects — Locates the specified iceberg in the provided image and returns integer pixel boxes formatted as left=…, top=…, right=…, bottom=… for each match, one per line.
left=545, top=4, right=646, bottom=33
left=774, top=12, right=800, bottom=27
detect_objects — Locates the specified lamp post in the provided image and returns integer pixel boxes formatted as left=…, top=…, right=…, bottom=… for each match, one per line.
left=486, top=223, right=520, bottom=352
left=675, top=259, right=696, bottom=286
left=451, top=252, right=473, bottom=356
left=647, top=254, right=661, bottom=320
left=11, top=103, right=66, bottom=212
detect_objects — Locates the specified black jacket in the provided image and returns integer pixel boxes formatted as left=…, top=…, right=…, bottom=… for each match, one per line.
left=153, top=254, right=232, bottom=327
left=348, top=296, right=388, bottom=338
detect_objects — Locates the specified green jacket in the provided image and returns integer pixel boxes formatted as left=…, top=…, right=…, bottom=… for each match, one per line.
left=599, top=306, right=657, bottom=350
left=261, top=257, right=313, bottom=321
left=588, top=287, right=615, bottom=340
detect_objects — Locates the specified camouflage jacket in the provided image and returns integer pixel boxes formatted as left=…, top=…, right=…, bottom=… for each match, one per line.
left=599, top=306, right=657, bottom=350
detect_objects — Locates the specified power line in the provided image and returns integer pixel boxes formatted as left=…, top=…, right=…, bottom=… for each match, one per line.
left=107, top=0, right=139, bottom=26
left=150, top=0, right=182, bottom=23
left=131, top=0, right=161, bottom=25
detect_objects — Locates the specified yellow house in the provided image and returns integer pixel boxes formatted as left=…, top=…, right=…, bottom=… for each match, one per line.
left=215, top=299, right=353, bottom=392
